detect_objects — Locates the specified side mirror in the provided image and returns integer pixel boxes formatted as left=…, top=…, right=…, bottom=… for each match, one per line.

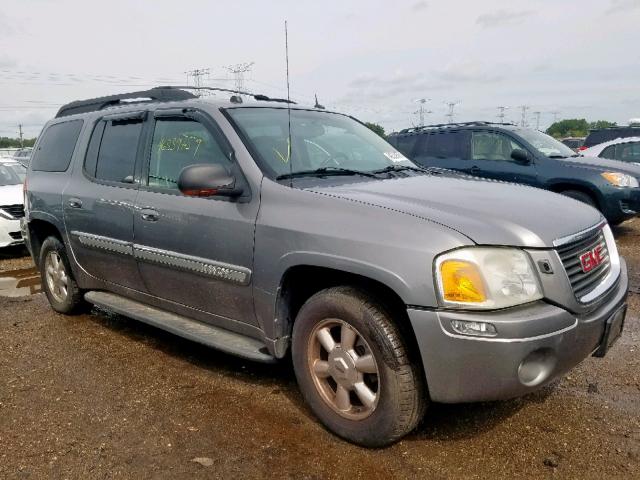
left=511, top=149, right=530, bottom=164
left=178, top=164, right=242, bottom=197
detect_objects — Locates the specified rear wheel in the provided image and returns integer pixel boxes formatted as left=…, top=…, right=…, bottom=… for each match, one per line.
left=560, top=189, right=597, bottom=209
left=292, top=286, right=426, bottom=447
left=39, top=236, right=86, bottom=314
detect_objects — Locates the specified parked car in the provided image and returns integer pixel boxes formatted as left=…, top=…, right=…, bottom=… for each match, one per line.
left=8, top=147, right=33, bottom=167
left=560, top=136, right=585, bottom=152
left=0, top=161, right=26, bottom=247
left=24, top=88, right=628, bottom=447
left=388, top=122, right=640, bottom=225
left=582, top=137, right=640, bottom=165
left=583, top=124, right=640, bottom=149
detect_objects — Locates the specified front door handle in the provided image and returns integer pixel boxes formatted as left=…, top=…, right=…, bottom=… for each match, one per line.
left=68, top=198, right=83, bottom=209
left=470, top=166, right=481, bottom=175
left=140, top=208, right=159, bottom=222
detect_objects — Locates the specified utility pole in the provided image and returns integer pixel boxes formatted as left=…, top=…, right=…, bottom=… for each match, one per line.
left=414, top=98, right=431, bottom=127
left=18, top=124, right=23, bottom=148
left=445, top=101, right=459, bottom=124
left=497, top=106, right=509, bottom=123
left=519, top=105, right=529, bottom=127
left=550, top=110, right=561, bottom=123
left=533, top=111, right=542, bottom=130
left=225, top=62, right=254, bottom=95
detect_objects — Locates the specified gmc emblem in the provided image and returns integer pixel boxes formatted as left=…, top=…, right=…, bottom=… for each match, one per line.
left=580, top=245, right=604, bottom=273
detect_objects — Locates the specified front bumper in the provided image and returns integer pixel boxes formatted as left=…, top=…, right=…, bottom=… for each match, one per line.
left=601, top=187, right=640, bottom=223
left=0, top=217, right=23, bottom=247
left=408, top=258, right=628, bottom=403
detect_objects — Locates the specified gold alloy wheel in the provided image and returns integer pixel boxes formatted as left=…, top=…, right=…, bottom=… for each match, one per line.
left=307, top=318, right=380, bottom=420
left=44, top=251, right=68, bottom=303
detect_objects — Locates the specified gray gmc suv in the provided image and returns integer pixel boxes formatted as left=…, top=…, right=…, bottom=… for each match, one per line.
left=23, top=87, right=628, bottom=447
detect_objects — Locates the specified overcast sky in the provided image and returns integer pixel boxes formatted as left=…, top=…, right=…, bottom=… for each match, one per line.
left=1, top=0, right=639, bottom=137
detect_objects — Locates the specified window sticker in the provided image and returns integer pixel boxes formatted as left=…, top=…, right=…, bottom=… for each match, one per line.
left=384, top=151, right=408, bottom=163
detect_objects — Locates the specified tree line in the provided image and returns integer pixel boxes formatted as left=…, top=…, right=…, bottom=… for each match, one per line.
left=545, top=119, right=617, bottom=138
left=0, top=137, right=37, bottom=148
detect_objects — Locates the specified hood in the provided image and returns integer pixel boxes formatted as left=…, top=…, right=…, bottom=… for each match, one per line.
left=0, top=184, right=23, bottom=206
left=561, top=155, right=640, bottom=175
left=308, top=174, right=602, bottom=248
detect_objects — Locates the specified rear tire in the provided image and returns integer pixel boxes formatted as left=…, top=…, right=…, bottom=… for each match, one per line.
left=560, top=189, right=597, bottom=209
left=292, top=286, right=426, bottom=447
left=39, top=236, right=86, bottom=314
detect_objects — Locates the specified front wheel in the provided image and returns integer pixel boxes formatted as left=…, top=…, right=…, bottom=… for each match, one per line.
left=39, top=236, right=86, bottom=314
left=292, top=286, right=426, bottom=447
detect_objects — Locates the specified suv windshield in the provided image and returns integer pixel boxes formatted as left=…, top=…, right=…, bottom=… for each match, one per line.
left=0, top=163, right=25, bottom=186
left=226, top=108, right=416, bottom=178
left=516, top=129, right=576, bottom=158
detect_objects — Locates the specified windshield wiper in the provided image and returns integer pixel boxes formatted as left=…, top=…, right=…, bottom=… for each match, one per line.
left=370, top=164, right=430, bottom=175
left=276, top=167, right=378, bottom=180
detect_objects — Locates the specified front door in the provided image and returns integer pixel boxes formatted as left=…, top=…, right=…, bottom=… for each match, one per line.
left=132, top=111, right=259, bottom=326
left=63, top=112, right=147, bottom=292
left=468, top=131, right=537, bottom=184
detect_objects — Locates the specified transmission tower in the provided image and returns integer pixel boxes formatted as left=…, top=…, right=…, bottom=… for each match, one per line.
left=518, top=105, right=529, bottom=127
left=414, top=98, right=431, bottom=127
left=225, top=62, right=255, bottom=95
left=549, top=110, right=561, bottom=123
left=185, top=68, right=210, bottom=88
left=497, top=106, right=509, bottom=123
left=533, top=111, right=542, bottom=130
left=445, top=101, right=459, bottom=124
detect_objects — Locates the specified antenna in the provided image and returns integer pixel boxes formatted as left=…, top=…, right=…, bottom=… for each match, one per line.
left=285, top=20, right=293, bottom=187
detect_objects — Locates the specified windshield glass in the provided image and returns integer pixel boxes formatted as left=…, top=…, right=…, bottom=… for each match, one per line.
left=515, top=129, right=576, bottom=158
left=226, top=108, right=415, bottom=178
left=0, top=163, right=24, bottom=186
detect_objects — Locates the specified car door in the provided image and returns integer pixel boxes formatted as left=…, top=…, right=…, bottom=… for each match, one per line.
left=468, top=130, right=537, bottom=184
left=63, top=111, right=147, bottom=292
left=132, top=109, right=259, bottom=326
left=411, top=131, right=470, bottom=171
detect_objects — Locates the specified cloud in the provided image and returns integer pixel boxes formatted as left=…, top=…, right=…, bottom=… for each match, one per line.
left=434, top=60, right=504, bottom=84
left=410, top=1, right=428, bottom=12
left=476, top=9, right=533, bottom=28
left=606, top=0, right=640, bottom=14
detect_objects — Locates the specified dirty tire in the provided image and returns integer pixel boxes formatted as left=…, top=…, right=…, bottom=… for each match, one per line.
left=561, top=190, right=597, bottom=209
left=39, top=236, right=86, bottom=314
left=292, top=286, right=426, bottom=447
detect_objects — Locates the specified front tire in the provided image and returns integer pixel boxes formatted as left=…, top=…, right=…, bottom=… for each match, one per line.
left=39, top=236, right=85, bottom=314
left=292, top=286, right=426, bottom=447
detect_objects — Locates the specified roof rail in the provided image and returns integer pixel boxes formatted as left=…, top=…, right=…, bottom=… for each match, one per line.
left=162, top=86, right=297, bottom=104
left=55, top=87, right=197, bottom=118
left=396, top=121, right=517, bottom=134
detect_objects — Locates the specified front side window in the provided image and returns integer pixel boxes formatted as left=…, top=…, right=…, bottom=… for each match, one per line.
left=471, top=132, right=523, bottom=161
left=148, top=118, right=230, bottom=189
left=226, top=108, right=414, bottom=178
left=515, top=129, right=576, bottom=158
left=89, top=118, right=143, bottom=183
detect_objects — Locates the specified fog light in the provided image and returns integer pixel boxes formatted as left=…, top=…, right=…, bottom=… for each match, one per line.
left=518, top=349, right=556, bottom=387
left=450, top=320, right=497, bottom=337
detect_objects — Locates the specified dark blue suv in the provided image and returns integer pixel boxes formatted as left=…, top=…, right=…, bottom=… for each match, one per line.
left=388, top=122, right=640, bottom=225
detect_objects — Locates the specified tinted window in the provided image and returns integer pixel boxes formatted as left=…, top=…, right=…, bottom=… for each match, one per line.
left=148, top=118, right=230, bottom=190
left=616, top=142, right=640, bottom=163
left=31, top=120, right=83, bottom=172
left=472, top=132, right=524, bottom=161
left=599, top=145, right=616, bottom=159
left=416, top=131, right=469, bottom=159
left=394, top=135, right=419, bottom=157
left=93, top=118, right=143, bottom=182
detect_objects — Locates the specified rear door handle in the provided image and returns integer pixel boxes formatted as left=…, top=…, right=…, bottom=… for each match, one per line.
left=68, top=198, right=82, bottom=209
left=140, top=208, right=159, bottom=222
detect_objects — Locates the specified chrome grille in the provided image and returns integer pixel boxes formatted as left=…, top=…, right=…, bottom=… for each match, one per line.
left=0, top=204, right=24, bottom=219
left=557, top=228, right=611, bottom=300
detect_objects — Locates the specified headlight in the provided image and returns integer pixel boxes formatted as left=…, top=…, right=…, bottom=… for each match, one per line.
left=601, top=172, right=639, bottom=188
left=435, top=248, right=543, bottom=310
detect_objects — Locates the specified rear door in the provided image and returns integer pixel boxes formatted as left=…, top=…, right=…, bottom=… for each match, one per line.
left=63, top=111, right=147, bottom=291
left=412, top=130, right=470, bottom=170
left=468, top=130, right=538, bottom=184
left=132, top=109, right=259, bottom=326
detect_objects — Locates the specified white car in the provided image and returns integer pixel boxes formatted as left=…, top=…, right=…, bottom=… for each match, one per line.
left=581, top=136, right=640, bottom=165
left=0, top=161, right=26, bottom=247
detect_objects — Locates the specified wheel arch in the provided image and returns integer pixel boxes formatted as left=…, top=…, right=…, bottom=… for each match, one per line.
left=546, top=181, right=602, bottom=210
left=27, top=214, right=65, bottom=264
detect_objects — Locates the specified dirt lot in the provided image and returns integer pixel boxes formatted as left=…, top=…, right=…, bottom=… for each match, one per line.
left=1, top=223, right=639, bottom=480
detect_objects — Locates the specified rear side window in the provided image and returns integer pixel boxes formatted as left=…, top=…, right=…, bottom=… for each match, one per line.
left=415, top=131, right=469, bottom=159
left=31, top=120, right=83, bottom=172
left=394, top=135, right=419, bottom=157
left=616, top=142, right=640, bottom=163
left=85, top=118, right=143, bottom=183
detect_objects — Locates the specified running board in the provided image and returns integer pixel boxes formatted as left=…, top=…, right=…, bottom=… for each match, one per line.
left=84, top=291, right=276, bottom=363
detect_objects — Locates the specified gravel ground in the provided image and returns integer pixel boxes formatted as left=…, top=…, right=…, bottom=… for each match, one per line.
left=1, top=221, right=639, bottom=480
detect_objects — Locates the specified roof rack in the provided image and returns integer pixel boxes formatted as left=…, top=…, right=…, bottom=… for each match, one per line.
left=55, top=85, right=299, bottom=118
left=397, top=121, right=517, bottom=134
left=55, top=87, right=197, bottom=118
